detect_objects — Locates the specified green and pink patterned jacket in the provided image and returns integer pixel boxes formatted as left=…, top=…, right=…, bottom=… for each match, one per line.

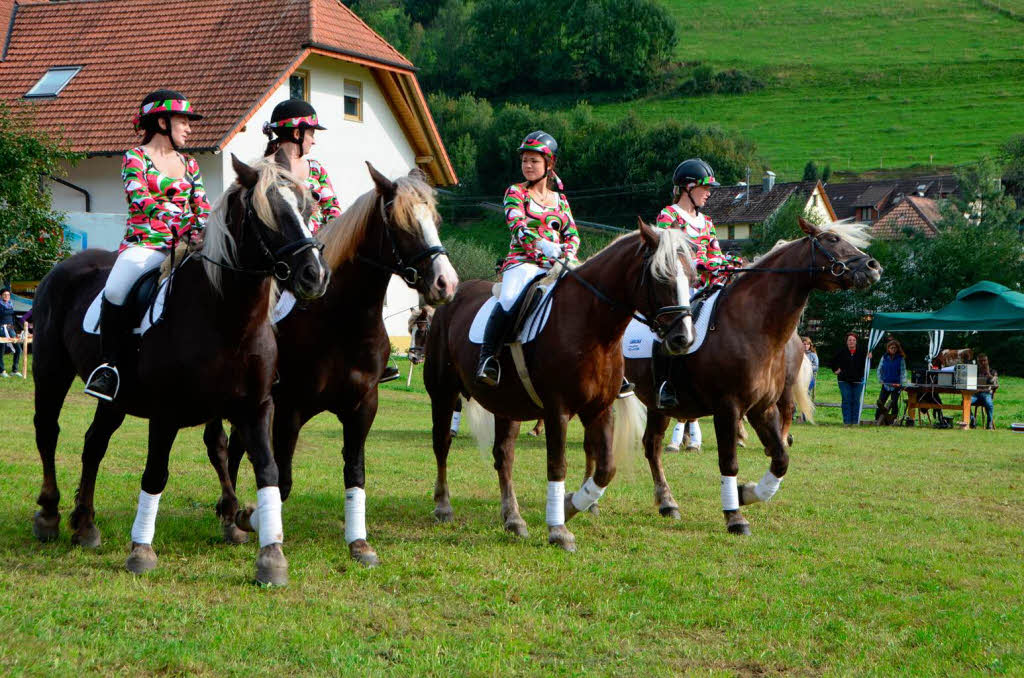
left=120, top=147, right=210, bottom=252
left=501, top=182, right=580, bottom=272
left=655, top=204, right=741, bottom=287
left=305, top=159, right=342, bottom=233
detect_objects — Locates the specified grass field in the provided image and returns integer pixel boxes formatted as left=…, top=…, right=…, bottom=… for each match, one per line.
left=591, top=0, right=1024, bottom=178
left=1, top=358, right=1022, bottom=675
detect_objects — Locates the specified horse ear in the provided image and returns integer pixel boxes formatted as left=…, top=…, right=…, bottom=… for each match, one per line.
left=408, top=166, right=429, bottom=183
left=798, top=216, right=820, bottom=236
left=232, top=153, right=259, bottom=189
left=273, top=146, right=290, bottom=170
left=366, top=162, right=394, bottom=194
left=638, top=217, right=660, bottom=249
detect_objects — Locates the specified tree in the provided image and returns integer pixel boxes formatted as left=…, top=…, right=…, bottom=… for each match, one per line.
left=802, top=160, right=820, bottom=182
left=0, top=103, right=79, bottom=283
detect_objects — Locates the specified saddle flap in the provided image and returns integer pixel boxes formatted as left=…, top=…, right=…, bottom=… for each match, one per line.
left=126, top=268, right=163, bottom=329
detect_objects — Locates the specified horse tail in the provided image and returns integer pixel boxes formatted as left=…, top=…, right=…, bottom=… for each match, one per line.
left=793, top=354, right=816, bottom=424
left=612, top=394, right=647, bottom=467
left=462, top=398, right=495, bottom=461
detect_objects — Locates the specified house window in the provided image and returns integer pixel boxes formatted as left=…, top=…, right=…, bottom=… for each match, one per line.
left=25, top=66, right=81, bottom=97
left=344, top=80, right=363, bottom=122
left=289, top=70, right=309, bottom=101
left=727, top=225, right=735, bottom=240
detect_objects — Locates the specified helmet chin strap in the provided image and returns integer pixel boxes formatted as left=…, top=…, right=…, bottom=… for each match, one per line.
left=159, top=115, right=180, bottom=151
left=683, top=184, right=701, bottom=215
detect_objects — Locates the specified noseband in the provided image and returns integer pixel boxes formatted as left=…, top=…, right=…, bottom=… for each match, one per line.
left=357, top=195, right=448, bottom=286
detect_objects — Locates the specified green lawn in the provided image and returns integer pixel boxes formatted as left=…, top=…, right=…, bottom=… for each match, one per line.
left=591, top=0, right=1024, bottom=177
left=0, top=357, right=1021, bottom=675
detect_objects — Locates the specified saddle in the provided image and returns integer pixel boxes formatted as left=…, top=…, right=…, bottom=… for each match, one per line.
left=84, top=267, right=168, bottom=336
left=492, top=268, right=561, bottom=343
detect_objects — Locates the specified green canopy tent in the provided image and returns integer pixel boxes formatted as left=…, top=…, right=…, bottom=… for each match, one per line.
left=859, top=281, right=1024, bottom=419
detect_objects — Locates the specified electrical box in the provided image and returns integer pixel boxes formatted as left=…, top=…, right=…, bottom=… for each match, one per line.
left=954, top=363, right=977, bottom=389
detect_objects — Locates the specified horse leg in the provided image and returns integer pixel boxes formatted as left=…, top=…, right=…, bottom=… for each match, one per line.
left=430, top=388, right=459, bottom=523
left=125, top=419, right=178, bottom=574
left=32, top=358, right=76, bottom=542
left=232, top=398, right=288, bottom=586
left=566, top=406, right=615, bottom=524
left=713, top=406, right=750, bottom=535
left=272, top=403, right=305, bottom=503
left=581, top=425, right=600, bottom=516
left=68, top=403, right=126, bottom=548
left=203, top=420, right=247, bottom=544
left=642, top=409, right=680, bottom=519
left=339, top=391, right=381, bottom=567
left=739, top=405, right=789, bottom=510
left=543, top=412, right=575, bottom=552
left=492, top=416, right=527, bottom=537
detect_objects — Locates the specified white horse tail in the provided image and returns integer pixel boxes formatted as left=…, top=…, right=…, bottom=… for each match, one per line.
left=462, top=398, right=496, bottom=461
left=793, top=354, right=816, bottom=423
left=612, top=395, right=647, bottom=468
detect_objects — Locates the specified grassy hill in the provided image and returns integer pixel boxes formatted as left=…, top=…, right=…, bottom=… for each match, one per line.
left=592, top=0, right=1024, bottom=178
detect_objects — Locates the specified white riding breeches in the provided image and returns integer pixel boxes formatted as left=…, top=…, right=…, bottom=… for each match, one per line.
left=104, top=246, right=166, bottom=306
left=499, top=263, right=544, bottom=312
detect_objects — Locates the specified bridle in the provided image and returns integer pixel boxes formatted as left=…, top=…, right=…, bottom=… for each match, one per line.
left=357, top=194, right=448, bottom=287
left=733, top=233, right=871, bottom=279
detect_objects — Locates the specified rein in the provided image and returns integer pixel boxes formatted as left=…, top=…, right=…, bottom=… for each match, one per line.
left=356, top=195, right=448, bottom=286
left=729, top=234, right=865, bottom=278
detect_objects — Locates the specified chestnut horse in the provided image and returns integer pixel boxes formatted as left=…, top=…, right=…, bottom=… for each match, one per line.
left=627, top=218, right=880, bottom=534
left=30, top=155, right=329, bottom=585
left=424, top=222, right=696, bottom=551
left=203, top=165, right=458, bottom=566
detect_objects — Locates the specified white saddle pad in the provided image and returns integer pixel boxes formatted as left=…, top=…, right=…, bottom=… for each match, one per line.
left=622, top=288, right=721, bottom=359
left=83, top=278, right=170, bottom=336
left=468, top=284, right=555, bottom=345
left=271, top=290, right=296, bottom=324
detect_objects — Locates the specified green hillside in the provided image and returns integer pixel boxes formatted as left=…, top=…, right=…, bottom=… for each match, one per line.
left=593, top=0, right=1024, bottom=178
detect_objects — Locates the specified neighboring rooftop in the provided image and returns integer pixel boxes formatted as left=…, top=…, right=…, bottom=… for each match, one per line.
left=704, top=180, right=831, bottom=224
left=825, top=175, right=958, bottom=221
left=871, top=195, right=943, bottom=239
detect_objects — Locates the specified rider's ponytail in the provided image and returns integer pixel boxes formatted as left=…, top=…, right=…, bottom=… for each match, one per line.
left=262, top=124, right=303, bottom=158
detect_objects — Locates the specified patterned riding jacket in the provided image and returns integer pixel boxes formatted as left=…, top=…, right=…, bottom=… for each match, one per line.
left=501, top=182, right=580, bottom=272
left=120, top=147, right=211, bottom=252
left=305, top=159, right=342, bottom=234
left=655, top=204, right=742, bottom=287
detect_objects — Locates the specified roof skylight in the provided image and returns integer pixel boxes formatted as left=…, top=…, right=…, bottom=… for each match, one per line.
left=25, top=66, right=82, bottom=98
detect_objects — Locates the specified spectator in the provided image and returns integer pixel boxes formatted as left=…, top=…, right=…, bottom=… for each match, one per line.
left=971, top=353, right=998, bottom=430
left=831, top=332, right=870, bottom=426
left=874, top=339, right=906, bottom=424
left=0, top=289, right=22, bottom=377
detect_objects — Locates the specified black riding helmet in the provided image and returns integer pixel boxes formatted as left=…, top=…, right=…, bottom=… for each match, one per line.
left=263, top=98, right=327, bottom=146
left=133, top=89, right=202, bottom=150
left=672, top=158, right=720, bottom=188
left=517, top=131, right=563, bottom=190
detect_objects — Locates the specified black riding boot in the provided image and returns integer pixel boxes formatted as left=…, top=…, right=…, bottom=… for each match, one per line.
left=475, top=304, right=511, bottom=386
left=652, top=341, right=678, bottom=409
left=84, top=297, right=130, bottom=401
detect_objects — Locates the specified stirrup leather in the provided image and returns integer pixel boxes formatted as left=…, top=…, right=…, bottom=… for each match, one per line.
left=84, top=363, right=120, bottom=402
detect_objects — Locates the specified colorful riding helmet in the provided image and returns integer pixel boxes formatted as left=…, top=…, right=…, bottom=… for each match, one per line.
left=518, top=131, right=558, bottom=161
left=672, top=158, right=721, bottom=188
left=263, top=99, right=327, bottom=136
left=132, top=89, right=202, bottom=131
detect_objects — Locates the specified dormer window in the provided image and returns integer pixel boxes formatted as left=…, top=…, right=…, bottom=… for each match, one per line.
left=25, top=66, right=81, bottom=97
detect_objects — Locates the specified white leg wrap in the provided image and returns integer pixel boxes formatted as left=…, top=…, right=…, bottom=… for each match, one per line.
left=546, top=481, right=565, bottom=526
left=720, top=476, right=739, bottom=511
left=571, top=477, right=606, bottom=512
left=344, top=487, right=367, bottom=544
left=255, top=486, right=283, bottom=548
left=688, top=421, right=702, bottom=447
left=130, top=490, right=161, bottom=545
left=450, top=411, right=462, bottom=434
left=670, top=422, right=686, bottom=447
left=754, top=470, right=783, bottom=502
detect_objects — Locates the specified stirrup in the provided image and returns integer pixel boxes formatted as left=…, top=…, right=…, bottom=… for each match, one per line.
left=380, top=364, right=400, bottom=383
left=83, top=363, right=120, bottom=402
left=656, top=381, right=677, bottom=409
left=618, top=377, right=635, bottom=399
left=476, top=355, right=501, bottom=387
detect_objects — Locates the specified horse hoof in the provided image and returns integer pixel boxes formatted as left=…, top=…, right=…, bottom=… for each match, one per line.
left=737, top=439, right=746, bottom=448
left=738, top=483, right=759, bottom=506
left=71, top=524, right=102, bottom=549
left=685, top=444, right=701, bottom=453
left=222, top=522, right=249, bottom=545
left=548, top=525, right=576, bottom=552
left=255, top=543, right=289, bottom=586
left=234, top=505, right=256, bottom=532
left=659, top=506, right=682, bottom=520
left=725, top=512, right=752, bottom=536
left=587, top=503, right=600, bottom=516
left=504, top=518, right=529, bottom=538
left=787, top=433, right=794, bottom=447
left=349, top=539, right=380, bottom=568
left=433, top=507, right=454, bottom=523
left=665, top=444, right=680, bottom=453
left=125, top=543, right=158, bottom=574
left=32, top=511, right=60, bottom=543
left=727, top=522, right=752, bottom=536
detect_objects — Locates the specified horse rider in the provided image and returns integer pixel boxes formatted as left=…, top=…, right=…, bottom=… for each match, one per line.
left=262, top=98, right=341, bottom=235
left=84, top=90, right=210, bottom=401
left=475, top=131, right=580, bottom=386
left=649, top=157, right=742, bottom=409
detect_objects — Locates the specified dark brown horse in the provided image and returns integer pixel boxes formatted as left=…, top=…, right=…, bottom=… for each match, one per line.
left=424, top=222, right=696, bottom=551
left=407, top=304, right=435, bottom=365
left=203, top=165, right=458, bottom=566
left=626, top=218, right=880, bottom=534
left=31, top=154, right=328, bottom=585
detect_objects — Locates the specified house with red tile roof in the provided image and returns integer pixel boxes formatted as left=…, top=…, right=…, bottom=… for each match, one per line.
left=0, top=0, right=454, bottom=345
left=870, top=195, right=943, bottom=239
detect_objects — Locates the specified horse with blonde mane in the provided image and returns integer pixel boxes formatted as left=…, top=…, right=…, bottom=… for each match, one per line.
left=626, top=217, right=881, bottom=534
left=424, top=221, right=696, bottom=552
left=204, top=164, right=458, bottom=567
left=30, top=153, right=329, bottom=585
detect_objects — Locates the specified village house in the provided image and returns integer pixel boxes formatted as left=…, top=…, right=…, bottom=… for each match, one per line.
left=824, top=175, right=957, bottom=238
left=0, top=0, right=455, bottom=347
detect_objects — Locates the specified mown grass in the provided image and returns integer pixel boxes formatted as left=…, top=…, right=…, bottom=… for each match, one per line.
left=590, top=0, right=1024, bottom=177
left=0, top=357, right=1021, bottom=675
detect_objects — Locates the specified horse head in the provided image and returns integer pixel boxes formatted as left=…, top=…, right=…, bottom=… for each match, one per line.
left=217, top=152, right=330, bottom=301
left=407, top=304, right=434, bottom=365
left=366, top=163, right=459, bottom=304
left=637, top=219, right=697, bottom=355
left=796, top=217, right=881, bottom=291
